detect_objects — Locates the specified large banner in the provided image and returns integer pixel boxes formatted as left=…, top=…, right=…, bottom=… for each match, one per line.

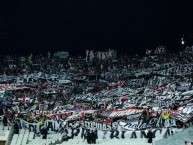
left=16, top=116, right=176, bottom=133
left=16, top=119, right=182, bottom=141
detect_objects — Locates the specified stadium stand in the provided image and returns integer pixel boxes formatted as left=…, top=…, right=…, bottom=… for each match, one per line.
left=155, top=126, right=193, bottom=145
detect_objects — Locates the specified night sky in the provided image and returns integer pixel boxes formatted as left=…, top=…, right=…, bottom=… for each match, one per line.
left=1, top=0, right=193, bottom=56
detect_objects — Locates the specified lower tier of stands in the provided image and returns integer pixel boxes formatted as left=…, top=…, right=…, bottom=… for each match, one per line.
left=10, top=129, right=154, bottom=145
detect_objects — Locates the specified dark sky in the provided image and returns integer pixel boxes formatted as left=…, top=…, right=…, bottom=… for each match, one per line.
left=1, top=0, right=193, bottom=55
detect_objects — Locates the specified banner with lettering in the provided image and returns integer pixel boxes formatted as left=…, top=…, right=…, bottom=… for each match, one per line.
left=16, top=119, right=182, bottom=141
left=101, top=108, right=144, bottom=118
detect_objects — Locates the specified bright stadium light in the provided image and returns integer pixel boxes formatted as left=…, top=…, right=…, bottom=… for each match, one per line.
left=181, top=35, right=185, bottom=45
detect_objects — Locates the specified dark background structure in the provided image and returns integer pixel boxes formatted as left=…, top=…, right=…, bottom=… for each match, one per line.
left=1, top=0, right=193, bottom=56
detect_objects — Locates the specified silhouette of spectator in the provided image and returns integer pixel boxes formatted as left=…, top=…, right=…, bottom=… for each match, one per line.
left=146, top=128, right=154, bottom=144
left=90, top=130, right=97, bottom=144
left=41, top=126, right=48, bottom=139
left=14, top=122, right=19, bottom=134
left=3, top=115, right=8, bottom=127
left=87, top=130, right=91, bottom=144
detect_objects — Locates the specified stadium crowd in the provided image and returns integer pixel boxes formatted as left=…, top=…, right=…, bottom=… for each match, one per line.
left=0, top=48, right=193, bottom=144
